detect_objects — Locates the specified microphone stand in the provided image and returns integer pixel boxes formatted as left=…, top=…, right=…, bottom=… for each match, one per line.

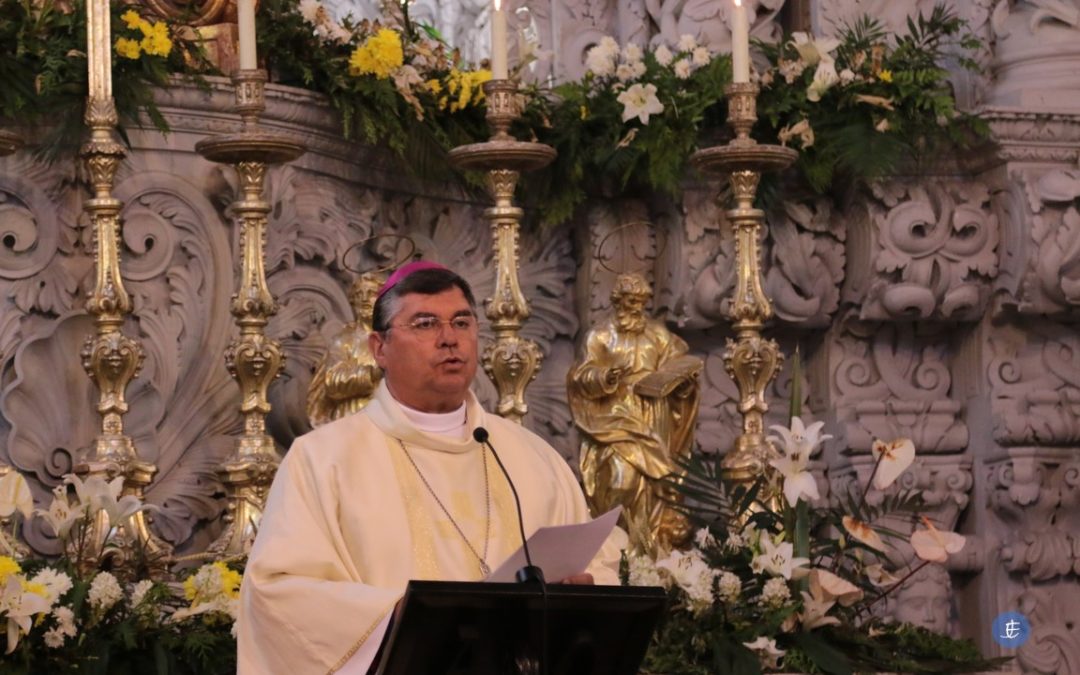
left=474, top=427, right=549, bottom=675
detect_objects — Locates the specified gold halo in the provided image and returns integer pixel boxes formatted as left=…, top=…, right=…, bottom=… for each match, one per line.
left=342, top=234, right=417, bottom=276
left=595, top=221, right=668, bottom=275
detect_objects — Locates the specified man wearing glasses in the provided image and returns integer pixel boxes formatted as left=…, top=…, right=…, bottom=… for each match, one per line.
left=238, top=262, right=624, bottom=675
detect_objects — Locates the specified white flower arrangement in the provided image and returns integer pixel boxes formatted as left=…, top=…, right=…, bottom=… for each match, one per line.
left=0, top=470, right=243, bottom=670
left=622, top=414, right=1002, bottom=674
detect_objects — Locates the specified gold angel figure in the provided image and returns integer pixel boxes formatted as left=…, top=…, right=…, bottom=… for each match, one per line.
left=306, top=272, right=385, bottom=427
left=568, top=273, right=703, bottom=557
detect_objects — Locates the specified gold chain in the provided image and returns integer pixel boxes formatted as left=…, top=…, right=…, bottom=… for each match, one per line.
left=397, top=438, right=491, bottom=577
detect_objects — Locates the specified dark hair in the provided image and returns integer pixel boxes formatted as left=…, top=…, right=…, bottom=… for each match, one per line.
left=372, top=268, right=477, bottom=332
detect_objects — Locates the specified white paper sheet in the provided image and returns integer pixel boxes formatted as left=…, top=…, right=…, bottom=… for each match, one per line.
left=485, top=507, right=622, bottom=583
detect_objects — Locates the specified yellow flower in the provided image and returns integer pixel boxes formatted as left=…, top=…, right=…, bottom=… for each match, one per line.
left=426, top=78, right=442, bottom=94
left=116, top=37, right=142, bottom=60
left=580, top=105, right=589, bottom=120
left=0, top=556, right=21, bottom=583
left=348, top=28, right=404, bottom=79
left=215, top=562, right=242, bottom=600
left=140, top=22, right=173, bottom=57
left=120, top=9, right=142, bottom=30
left=878, top=69, right=893, bottom=83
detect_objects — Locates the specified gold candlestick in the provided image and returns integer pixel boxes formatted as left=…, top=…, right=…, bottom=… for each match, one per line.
left=691, top=83, right=797, bottom=489
left=447, top=80, right=555, bottom=423
left=73, top=0, right=171, bottom=576
left=196, top=70, right=305, bottom=556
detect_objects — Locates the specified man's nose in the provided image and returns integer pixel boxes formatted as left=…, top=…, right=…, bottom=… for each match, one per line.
left=435, top=323, right=459, bottom=346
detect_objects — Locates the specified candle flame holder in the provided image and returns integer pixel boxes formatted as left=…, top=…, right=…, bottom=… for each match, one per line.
left=447, top=80, right=555, bottom=423
left=196, top=69, right=305, bottom=556
left=691, top=82, right=797, bottom=494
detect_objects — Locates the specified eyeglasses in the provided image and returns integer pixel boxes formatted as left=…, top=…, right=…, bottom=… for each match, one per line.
left=390, top=315, right=478, bottom=336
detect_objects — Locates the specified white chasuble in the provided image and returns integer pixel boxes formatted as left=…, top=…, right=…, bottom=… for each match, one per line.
left=238, top=382, right=626, bottom=674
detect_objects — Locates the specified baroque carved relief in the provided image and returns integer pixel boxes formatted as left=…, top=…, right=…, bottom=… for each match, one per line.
left=988, top=320, right=1080, bottom=446
left=846, top=180, right=998, bottom=322
left=996, top=162, right=1080, bottom=317
left=830, top=315, right=967, bottom=453
left=676, top=189, right=845, bottom=330
left=988, top=448, right=1080, bottom=581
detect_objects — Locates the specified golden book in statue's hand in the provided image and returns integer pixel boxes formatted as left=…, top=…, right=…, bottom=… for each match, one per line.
left=633, top=354, right=703, bottom=398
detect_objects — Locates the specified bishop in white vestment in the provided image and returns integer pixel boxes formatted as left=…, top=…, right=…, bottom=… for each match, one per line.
left=238, top=263, right=625, bottom=675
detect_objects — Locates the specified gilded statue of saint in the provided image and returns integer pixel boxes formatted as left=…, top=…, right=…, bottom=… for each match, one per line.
left=568, top=273, right=703, bottom=556
left=306, top=272, right=385, bottom=427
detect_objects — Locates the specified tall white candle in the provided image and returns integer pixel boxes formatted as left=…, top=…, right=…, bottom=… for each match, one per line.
left=238, top=0, right=257, bottom=70
left=491, top=0, right=508, bottom=80
left=86, top=0, right=112, bottom=100
left=731, top=0, right=750, bottom=83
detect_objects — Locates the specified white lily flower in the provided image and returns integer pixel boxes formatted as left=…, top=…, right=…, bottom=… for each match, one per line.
left=841, top=515, right=886, bottom=551
left=0, top=472, right=33, bottom=520
left=806, top=59, right=840, bottom=102
left=790, top=32, right=841, bottom=67
left=768, top=416, right=831, bottom=461
left=616, top=83, right=664, bottom=125
left=770, top=452, right=820, bottom=507
left=871, top=438, right=915, bottom=489
left=911, top=517, right=965, bottom=563
left=798, top=588, right=841, bottom=629
left=743, top=636, right=786, bottom=669
left=1, top=576, right=51, bottom=653
left=808, top=568, right=863, bottom=607
left=751, top=534, right=810, bottom=580
left=66, top=474, right=150, bottom=528
left=39, top=488, right=82, bottom=539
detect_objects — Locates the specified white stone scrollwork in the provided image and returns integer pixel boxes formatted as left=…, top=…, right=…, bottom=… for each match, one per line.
left=765, top=198, right=845, bottom=329
left=988, top=321, right=1080, bottom=446
left=1015, top=584, right=1080, bottom=674
left=998, top=163, right=1080, bottom=316
left=988, top=448, right=1080, bottom=580
left=831, top=315, right=967, bottom=453
left=848, top=180, right=998, bottom=322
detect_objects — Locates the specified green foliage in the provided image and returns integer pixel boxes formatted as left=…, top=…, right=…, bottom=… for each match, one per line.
left=756, top=3, right=986, bottom=198
left=0, top=0, right=211, bottom=157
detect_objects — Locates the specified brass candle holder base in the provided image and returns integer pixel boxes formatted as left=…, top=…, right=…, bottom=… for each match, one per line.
left=197, top=69, right=305, bottom=556
left=691, top=82, right=797, bottom=493
left=448, top=80, right=555, bottom=423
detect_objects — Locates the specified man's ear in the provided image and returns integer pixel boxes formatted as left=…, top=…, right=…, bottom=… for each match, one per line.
left=369, top=330, right=387, bottom=368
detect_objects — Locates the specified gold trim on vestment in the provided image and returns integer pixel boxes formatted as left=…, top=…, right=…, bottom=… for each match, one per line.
left=328, top=603, right=394, bottom=674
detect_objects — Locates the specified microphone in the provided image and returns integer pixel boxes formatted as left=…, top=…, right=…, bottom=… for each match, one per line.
left=474, top=426, right=550, bottom=675
left=472, top=427, right=545, bottom=585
